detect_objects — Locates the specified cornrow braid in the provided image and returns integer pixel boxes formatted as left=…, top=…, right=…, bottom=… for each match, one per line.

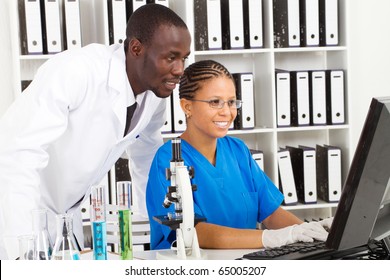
left=179, top=60, right=234, bottom=99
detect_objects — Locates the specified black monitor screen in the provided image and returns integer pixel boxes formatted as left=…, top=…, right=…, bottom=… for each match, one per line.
left=327, top=96, right=390, bottom=250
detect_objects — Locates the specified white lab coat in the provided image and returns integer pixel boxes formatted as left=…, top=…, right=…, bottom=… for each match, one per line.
left=0, top=44, right=166, bottom=259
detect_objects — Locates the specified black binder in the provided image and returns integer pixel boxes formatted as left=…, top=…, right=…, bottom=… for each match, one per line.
left=221, top=0, right=245, bottom=50
left=243, top=0, right=263, bottom=49
left=273, top=0, right=300, bottom=48
left=287, top=145, right=317, bottom=204
left=316, top=144, right=342, bottom=203
left=299, top=0, right=320, bottom=47
left=194, top=0, right=222, bottom=51
left=233, top=73, right=255, bottom=129
left=290, top=71, right=310, bottom=126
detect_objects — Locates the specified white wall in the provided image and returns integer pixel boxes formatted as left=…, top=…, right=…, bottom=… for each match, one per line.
left=0, top=0, right=15, bottom=118
left=348, top=0, right=390, bottom=151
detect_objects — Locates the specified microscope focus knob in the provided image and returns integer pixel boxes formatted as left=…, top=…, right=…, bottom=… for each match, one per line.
left=188, top=166, right=195, bottom=178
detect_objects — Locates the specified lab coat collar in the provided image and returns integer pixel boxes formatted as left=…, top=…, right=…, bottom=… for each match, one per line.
left=108, top=44, right=136, bottom=106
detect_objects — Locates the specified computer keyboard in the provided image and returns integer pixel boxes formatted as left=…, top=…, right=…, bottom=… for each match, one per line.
left=241, top=241, right=332, bottom=260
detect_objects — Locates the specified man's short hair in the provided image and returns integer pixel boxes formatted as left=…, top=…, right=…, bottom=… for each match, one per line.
left=124, top=4, right=188, bottom=51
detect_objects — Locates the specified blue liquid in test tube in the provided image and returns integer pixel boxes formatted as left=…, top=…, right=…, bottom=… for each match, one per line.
left=90, top=185, right=108, bottom=260
left=92, top=220, right=107, bottom=260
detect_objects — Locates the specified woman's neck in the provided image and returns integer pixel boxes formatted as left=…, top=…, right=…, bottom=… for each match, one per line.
left=180, top=131, right=217, bottom=165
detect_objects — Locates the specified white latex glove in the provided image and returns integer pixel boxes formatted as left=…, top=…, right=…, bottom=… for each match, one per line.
left=262, top=221, right=329, bottom=248
left=319, top=217, right=334, bottom=231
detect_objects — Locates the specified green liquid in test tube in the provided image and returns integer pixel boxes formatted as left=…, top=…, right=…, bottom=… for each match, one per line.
left=116, top=181, right=133, bottom=260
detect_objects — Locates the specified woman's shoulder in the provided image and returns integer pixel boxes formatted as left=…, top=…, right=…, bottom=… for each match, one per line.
left=219, top=136, right=248, bottom=149
left=219, top=136, right=252, bottom=157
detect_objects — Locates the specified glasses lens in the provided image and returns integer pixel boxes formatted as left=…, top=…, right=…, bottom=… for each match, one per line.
left=208, top=99, right=222, bottom=108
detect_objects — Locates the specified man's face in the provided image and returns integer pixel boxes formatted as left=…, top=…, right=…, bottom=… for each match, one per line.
left=135, top=25, right=191, bottom=98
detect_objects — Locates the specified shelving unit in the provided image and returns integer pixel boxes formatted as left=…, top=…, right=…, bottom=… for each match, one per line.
left=9, top=0, right=350, bottom=222
left=169, top=0, right=350, bottom=220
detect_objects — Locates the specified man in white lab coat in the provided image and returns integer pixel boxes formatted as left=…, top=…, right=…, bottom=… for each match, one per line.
left=0, top=4, right=191, bottom=259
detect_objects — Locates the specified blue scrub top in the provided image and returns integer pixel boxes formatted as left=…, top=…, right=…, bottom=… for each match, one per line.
left=146, top=136, right=284, bottom=249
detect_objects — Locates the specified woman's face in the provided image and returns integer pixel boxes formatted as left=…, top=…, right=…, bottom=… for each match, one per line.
left=182, top=76, right=237, bottom=140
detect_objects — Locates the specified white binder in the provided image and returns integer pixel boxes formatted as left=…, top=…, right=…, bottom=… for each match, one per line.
left=42, top=0, right=63, bottom=54
left=319, top=0, right=339, bottom=46
left=63, top=0, right=82, bottom=50
left=299, top=145, right=317, bottom=204
left=309, top=70, right=327, bottom=125
left=244, top=0, right=263, bottom=48
left=277, top=149, right=298, bottom=205
left=149, top=0, right=169, bottom=7
left=287, top=0, right=300, bottom=47
left=326, top=145, right=342, bottom=202
left=234, top=73, right=255, bottom=129
left=194, top=0, right=222, bottom=50
left=275, top=70, right=291, bottom=127
left=250, top=149, right=264, bottom=171
left=206, top=0, right=222, bottom=50
left=132, top=0, right=147, bottom=12
left=108, top=0, right=127, bottom=44
left=161, top=95, right=173, bottom=133
left=19, top=0, right=44, bottom=54
left=291, top=71, right=310, bottom=126
left=300, top=0, right=319, bottom=46
left=326, top=70, right=345, bottom=124
left=172, top=86, right=186, bottom=132
left=221, top=0, right=245, bottom=49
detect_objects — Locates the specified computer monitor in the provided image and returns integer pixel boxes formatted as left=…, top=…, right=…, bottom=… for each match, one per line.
left=327, top=96, right=390, bottom=253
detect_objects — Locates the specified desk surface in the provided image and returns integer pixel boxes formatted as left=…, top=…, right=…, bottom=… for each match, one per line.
left=81, top=249, right=257, bottom=260
left=133, top=249, right=256, bottom=260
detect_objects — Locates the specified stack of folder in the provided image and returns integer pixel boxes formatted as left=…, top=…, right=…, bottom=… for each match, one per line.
left=275, top=69, right=345, bottom=127
left=18, top=0, right=82, bottom=55
left=194, top=0, right=264, bottom=51
left=273, top=0, right=339, bottom=48
left=277, top=144, right=342, bottom=205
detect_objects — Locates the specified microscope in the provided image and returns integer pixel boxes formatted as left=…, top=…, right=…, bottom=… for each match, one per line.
left=153, top=138, right=207, bottom=259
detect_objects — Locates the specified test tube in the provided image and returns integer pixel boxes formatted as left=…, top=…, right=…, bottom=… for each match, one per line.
left=116, top=181, right=132, bottom=260
left=90, top=185, right=107, bottom=260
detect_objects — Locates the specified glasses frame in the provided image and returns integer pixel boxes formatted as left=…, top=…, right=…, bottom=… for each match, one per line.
left=188, top=98, right=243, bottom=109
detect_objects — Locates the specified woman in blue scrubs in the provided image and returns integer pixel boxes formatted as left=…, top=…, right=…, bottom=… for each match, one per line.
left=146, top=60, right=331, bottom=250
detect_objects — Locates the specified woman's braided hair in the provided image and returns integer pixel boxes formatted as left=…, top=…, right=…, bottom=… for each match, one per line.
left=179, top=60, right=235, bottom=99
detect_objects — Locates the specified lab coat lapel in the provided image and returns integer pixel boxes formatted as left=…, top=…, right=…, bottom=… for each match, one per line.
left=107, top=46, right=134, bottom=138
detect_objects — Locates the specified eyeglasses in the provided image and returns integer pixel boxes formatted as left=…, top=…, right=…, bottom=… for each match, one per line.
left=189, top=99, right=243, bottom=109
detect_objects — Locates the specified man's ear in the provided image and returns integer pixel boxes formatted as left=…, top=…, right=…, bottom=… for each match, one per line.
left=129, top=38, right=143, bottom=57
